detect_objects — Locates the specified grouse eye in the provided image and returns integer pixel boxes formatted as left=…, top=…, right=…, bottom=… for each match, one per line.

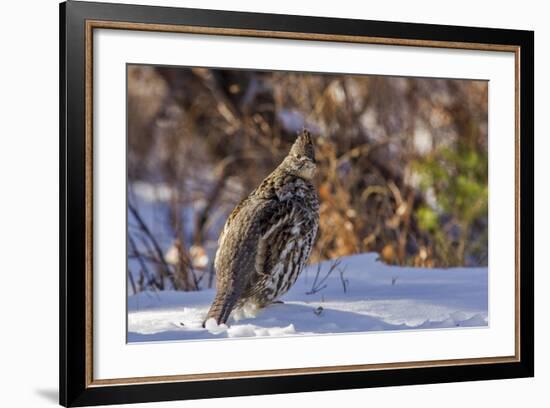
left=296, top=154, right=302, bottom=159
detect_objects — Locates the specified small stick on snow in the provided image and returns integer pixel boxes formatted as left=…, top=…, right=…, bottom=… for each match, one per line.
left=306, top=258, right=342, bottom=295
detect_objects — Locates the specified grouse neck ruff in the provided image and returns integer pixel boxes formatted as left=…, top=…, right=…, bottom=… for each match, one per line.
left=60, top=1, right=533, bottom=406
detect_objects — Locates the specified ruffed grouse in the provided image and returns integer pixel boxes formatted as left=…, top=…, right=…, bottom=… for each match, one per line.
left=205, top=129, right=320, bottom=325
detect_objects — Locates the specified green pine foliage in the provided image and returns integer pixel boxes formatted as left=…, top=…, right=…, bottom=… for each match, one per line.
left=414, top=141, right=488, bottom=266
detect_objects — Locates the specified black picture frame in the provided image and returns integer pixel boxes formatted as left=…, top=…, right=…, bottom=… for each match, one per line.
left=60, top=1, right=534, bottom=406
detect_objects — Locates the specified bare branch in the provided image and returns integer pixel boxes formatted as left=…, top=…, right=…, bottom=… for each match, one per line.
left=306, top=258, right=342, bottom=295
left=128, top=202, right=175, bottom=289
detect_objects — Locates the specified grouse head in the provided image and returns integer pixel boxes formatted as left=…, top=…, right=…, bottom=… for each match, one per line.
left=283, top=129, right=317, bottom=180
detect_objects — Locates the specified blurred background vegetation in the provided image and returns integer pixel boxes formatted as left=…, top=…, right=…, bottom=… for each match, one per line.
left=127, top=64, right=488, bottom=294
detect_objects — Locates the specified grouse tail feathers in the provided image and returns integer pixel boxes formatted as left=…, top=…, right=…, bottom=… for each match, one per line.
left=203, top=287, right=241, bottom=326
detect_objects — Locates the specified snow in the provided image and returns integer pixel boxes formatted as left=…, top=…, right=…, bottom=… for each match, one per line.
left=204, top=318, right=228, bottom=335
left=127, top=253, right=488, bottom=342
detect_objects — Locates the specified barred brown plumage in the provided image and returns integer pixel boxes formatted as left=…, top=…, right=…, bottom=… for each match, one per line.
left=204, top=129, right=320, bottom=325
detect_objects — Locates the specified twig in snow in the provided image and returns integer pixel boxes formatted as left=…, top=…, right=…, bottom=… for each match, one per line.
left=339, top=265, right=349, bottom=293
left=306, top=258, right=342, bottom=295
left=128, top=235, right=161, bottom=290
left=128, top=202, right=175, bottom=290
left=128, top=269, right=138, bottom=295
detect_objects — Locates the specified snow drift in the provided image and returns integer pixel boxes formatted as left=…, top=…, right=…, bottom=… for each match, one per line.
left=127, top=253, right=488, bottom=342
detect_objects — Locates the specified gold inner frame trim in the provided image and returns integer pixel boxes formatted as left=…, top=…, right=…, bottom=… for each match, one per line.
left=84, top=19, right=521, bottom=388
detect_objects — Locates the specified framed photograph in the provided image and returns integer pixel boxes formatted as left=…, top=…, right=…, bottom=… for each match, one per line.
left=60, top=1, right=534, bottom=406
